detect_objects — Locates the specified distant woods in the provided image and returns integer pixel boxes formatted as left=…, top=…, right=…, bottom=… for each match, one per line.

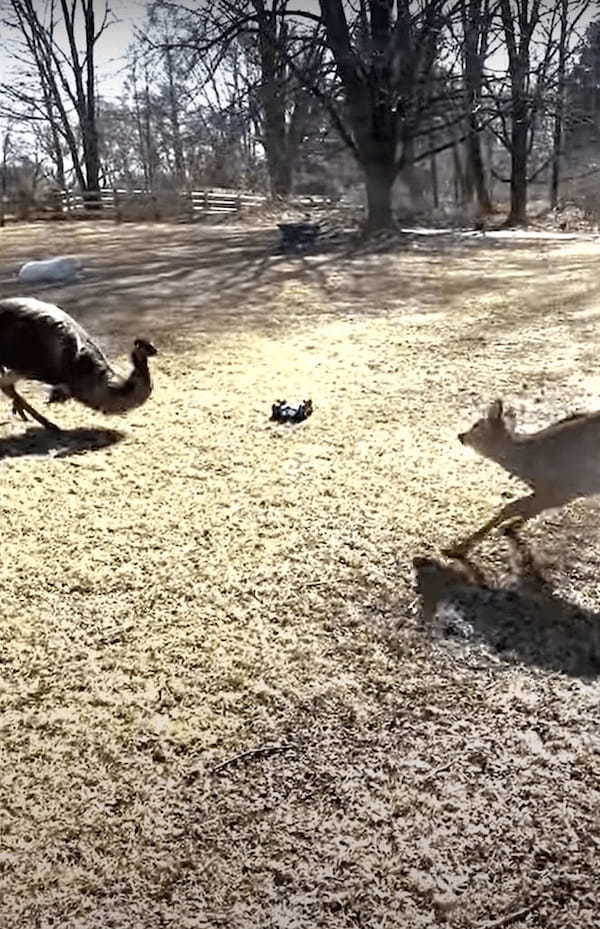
left=1, top=0, right=599, bottom=229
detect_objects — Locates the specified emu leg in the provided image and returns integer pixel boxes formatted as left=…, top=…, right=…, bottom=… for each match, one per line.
left=2, top=385, right=61, bottom=432
left=442, top=493, right=553, bottom=558
left=11, top=399, right=28, bottom=422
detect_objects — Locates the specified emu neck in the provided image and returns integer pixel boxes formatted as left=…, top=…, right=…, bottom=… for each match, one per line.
left=74, top=352, right=152, bottom=414
left=131, top=350, right=149, bottom=377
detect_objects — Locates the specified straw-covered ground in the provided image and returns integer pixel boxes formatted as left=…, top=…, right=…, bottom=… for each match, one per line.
left=1, top=220, right=600, bottom=928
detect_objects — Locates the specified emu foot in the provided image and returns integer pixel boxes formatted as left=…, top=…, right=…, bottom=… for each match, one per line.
left=6, top=390, right=61, bottom=433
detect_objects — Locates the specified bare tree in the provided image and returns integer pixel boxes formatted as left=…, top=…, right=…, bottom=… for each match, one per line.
left=490, top=0, right=594, bottom=224
left=313, top=0, right=456, bottom=228
left=146, top=0, right=325, bottom=198
left=564, top=15, right=600, bottom=156
left=460, top=0, right=495, bottom=214
left=146, top=3, right=189, bottom=188
left=249, top=0, right=325, bottom=197
left=0, top=127, right=10, bottom=226
left=548, top=0, right=594, bottom=209
left=497, top=0, right=544, bottom=224
left=127, top=49, right=161, bottom=190
left=1, top=0, right=113, bottom=201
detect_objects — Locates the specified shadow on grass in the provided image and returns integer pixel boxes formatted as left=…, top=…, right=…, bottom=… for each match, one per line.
left=1, top=222, right=600, bottom=351
left=413, top=547, right=600, bottom=680
left=0, top=426, right=124, bottom=459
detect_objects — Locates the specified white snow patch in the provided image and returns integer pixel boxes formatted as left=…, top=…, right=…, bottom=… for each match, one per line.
left=399, top=226, right=585, bottom=241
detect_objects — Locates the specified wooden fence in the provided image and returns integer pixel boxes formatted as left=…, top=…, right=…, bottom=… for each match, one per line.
left=0, top=187, right=271, bottom=224
left=1, top=186, right=336, bottom=225
left=59, top=187, right=268, bottom=221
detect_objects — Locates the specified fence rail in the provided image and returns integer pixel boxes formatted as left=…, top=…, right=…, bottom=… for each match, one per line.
left=0, top=187, right=333, bottom=225
left=59, top=187, right=269, bottom=220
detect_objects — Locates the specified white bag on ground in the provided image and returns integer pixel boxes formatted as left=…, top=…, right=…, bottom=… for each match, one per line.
left=18, top=256, right=82, bottom=284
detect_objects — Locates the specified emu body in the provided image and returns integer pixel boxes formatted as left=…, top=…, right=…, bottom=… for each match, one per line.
left=0, top=297, right=157, bottom=431
left=445, top=399, right=600, bottom=555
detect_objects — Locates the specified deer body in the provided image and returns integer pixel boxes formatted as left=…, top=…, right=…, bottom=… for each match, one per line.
left=445, top=400, right=600, bottom=555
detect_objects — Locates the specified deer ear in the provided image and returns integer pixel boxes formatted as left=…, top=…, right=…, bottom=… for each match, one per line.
left=487, top=399, right=503, bottom=420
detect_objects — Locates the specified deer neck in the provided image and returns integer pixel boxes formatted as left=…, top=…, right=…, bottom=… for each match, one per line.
left=485, top=431, right=532, bottom=481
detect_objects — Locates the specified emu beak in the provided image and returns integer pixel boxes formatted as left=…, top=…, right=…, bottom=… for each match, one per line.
left=458, top=433, right=465, bottom=445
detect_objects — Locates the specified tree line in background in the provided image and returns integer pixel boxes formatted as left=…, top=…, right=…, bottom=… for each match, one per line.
left=0, top=0, right=599, bottom=230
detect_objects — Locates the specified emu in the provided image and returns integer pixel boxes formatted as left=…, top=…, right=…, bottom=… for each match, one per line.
left=0, top=297, right=157, bottom=432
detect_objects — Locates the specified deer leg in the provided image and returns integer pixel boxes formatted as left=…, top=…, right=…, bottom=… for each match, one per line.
left=443, top=493, right=552, bottom=558
left=499, top=523, right=552, bottom=597
left=2, top=385, right=61, bottom=433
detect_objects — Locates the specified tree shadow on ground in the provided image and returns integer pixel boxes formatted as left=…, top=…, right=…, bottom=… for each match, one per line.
left=0, top=426, right=124, bottom=459
left=1, top=222, right=600, bottom=353
left=412, top=539, right=600, bottom=680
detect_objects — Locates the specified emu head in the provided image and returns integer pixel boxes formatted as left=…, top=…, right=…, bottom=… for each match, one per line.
left=133, top=338, right=158, bottom=361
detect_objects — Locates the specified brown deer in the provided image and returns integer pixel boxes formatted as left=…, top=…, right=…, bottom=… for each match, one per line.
left=444, top=398, right=599, bottom=556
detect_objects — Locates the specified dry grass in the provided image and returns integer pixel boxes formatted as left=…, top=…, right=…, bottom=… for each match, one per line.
left=1, top=221, right=600, bottom=928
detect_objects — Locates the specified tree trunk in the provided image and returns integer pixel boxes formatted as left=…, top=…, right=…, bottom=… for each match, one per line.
left=0, top=132, right=8, bottom=228
left=364, top=165, right=395, bottom=230
left=267, top=149, right=293, bottom=197
left=466, top=121, right=492, bottom=214
left=255, top=2, right=293, bottom=198
left=398, top=139, right=427, bottom=211
left=550, top=0, right=568, bottom=211
left=82, top=0, right=100, bottom=206
left=42, top=94, right=66, bottom=188
left=550, top=109, right=563, bottom=212
left=452, top=143, right=468, bottom=206
left=164, top=39, right=186, bottom=188
left=461, top=0, right=493, bottom=215
left=499, top=0, right=537, bottom=227
left=143, top=66, right=156, bottom=190
left=506, top=98, right=528, bottom=226
left=430, top=134, right=439, bottom=209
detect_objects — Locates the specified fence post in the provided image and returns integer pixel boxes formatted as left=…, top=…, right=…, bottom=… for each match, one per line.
left=151, top=192, right=160, bottom=221
left=113, top=189, right=122, bottom=223
left=64, top=188, right=74, bottom=221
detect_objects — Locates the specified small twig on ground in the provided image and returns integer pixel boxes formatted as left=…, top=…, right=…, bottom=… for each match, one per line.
left=211, top=743, right=298, bottom=774
left=476, top=899, right=540, bottom=929
left=418, top=755, right=458, bottom=782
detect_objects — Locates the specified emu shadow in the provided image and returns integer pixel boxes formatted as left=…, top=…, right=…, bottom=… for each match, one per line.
left=413, top=548, right=600, bottom=680
left=0, top=426, right=125, bottom=460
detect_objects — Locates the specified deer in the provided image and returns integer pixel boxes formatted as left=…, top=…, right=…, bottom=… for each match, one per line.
left=443, top=398, right=600, bottom=556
